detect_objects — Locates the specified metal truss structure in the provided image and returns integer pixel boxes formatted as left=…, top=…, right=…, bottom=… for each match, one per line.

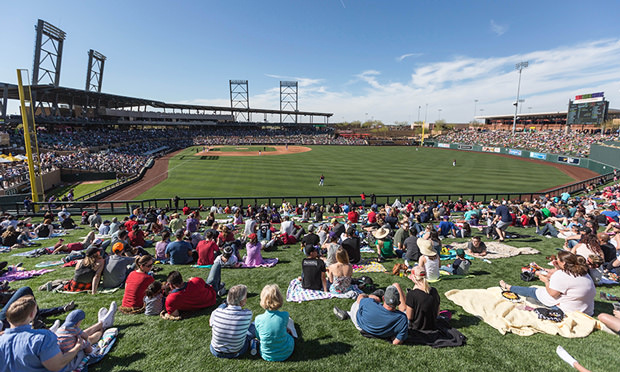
left=85, top=49, right=106, bottom=93
left=31, top=19, right=66, bottom=117
left=229, top=80, right=250, bottom=122
left=280, top=81, right=298, bottom=123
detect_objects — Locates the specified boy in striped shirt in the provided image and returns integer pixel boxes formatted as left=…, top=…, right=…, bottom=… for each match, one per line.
left=209, top=284, right=255, bottom=358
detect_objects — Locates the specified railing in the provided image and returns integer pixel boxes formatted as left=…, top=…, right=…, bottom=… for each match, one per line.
left=9, top=171, right=615, bottom=216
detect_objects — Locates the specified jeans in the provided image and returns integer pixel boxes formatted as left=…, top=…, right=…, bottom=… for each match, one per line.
left=539, top=224, right=558, bottom=237
left=0, top=287, right=65, bottom=328
left=508, top=286, right=560, bottom=310
left=209, top=322, right=256, bottom=358
left=257, top=230, right=271, bottom=242
left=206, top=259, right=223, bottom=292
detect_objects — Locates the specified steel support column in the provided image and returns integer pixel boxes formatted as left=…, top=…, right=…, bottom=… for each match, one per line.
left=280, top=81, right=298, bottom=124
left=229, top=80, right=250, bottom=122
left=85, top=49, right=106, bottom=93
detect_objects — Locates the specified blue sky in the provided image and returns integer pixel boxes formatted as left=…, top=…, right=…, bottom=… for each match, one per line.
left=2, top=0, right=620, bottom=123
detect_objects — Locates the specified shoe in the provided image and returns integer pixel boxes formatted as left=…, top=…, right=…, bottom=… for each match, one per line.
left=333, top=306, right=350, bottom=321
left=371, top=289, right=385, bottom=298
left=101, top=301, right=117, bottom=329
left=63, top=301, right=76, bottom=312
left=217, top=287, right=227, bottom=297
left=98, top=307, right=108, bottom=324
left=49, top=319, right=61, bottom=333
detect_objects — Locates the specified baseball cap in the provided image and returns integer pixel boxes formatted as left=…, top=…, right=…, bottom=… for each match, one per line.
left=112, top=242, right=124, bottom=254
left=304, top=244, right=317, bottom=255
left=384, top=285, right=401, bottom=308
left=129, top=214, right=136, bottom=219
left=62, top=309, right=85, bottom=328
left=85, top=247, right=100, bottom=257
left=456, top=248, right=465, bottom=257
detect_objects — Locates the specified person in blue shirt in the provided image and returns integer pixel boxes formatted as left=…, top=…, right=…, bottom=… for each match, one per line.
left=345, top=283, right=408, bottom=345
left=254, top=284, right=295, bottom=361
left=438, top=216, right=457, bottom=238
left=165, top=229, right=195, bottom=264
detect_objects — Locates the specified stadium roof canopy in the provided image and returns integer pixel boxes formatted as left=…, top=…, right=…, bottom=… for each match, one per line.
left=0, top=82, right=333, bottom=117
left=475, top=109, right=620, bottom=121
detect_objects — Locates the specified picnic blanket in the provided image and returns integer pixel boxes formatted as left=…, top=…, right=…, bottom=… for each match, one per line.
left=239, top=258, right=279, bottom=268
left=360, top=246, right=375, bottom=253
left=35, top=260, right=64, bottom=268
left=71, top=327, right=118, bottom=372
left=286, top=278, right=362, bottom=302
left=0, top=268, right=54, bottom=282
left=190, top=264, right=213, bottom=268
left=447, top=242, right=539, bottom=259
left=352, top=261, right=387, bottom=273
left=31, top=232, right=66, bottom=241
left=12, top=248, right=41, bottom=257
left=440, top=249, right=475, bottom=261
left=0, top=246, right=10, bottom=253
left=445, top=287, right=601, bottom=337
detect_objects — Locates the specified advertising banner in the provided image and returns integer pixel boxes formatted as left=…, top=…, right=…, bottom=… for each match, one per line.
left=438, top=143, right=450, bottom=148
left=530, top=152, right=547, bottom=160
left=508, top=149, right=522, bottom=156
left=458, top=145, right=473, bottom=150
left=482, top=146, right=500, bottom=153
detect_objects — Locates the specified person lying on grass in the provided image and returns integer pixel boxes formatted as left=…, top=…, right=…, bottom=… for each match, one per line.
left=162, top=264, right=225, bottom=319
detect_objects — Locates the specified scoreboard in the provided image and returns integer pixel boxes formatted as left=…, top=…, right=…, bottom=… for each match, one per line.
left=567, top=100, right=608, bottom=125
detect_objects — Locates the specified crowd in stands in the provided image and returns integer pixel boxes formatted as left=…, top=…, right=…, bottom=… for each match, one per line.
left=433, top=129, right=619, bottom=157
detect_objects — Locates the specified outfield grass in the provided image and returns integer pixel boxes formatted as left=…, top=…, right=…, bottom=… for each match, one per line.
left=210, top=146, right=276, bottom=152
left=2, top=218, right=618, bottom=372
left=137, top=146, right=575, bottom=200
left=49, top=180, right=117, bottom=199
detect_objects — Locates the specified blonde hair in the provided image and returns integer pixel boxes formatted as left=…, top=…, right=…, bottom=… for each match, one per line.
left=411, top=273, right=431, bottom=294
left=260, top=284, right=283, bottom=311
left=335, top=247, right=350, bottom=265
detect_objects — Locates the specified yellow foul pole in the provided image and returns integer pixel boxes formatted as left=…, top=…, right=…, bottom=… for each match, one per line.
left=16, top=69, right=40, bottom=206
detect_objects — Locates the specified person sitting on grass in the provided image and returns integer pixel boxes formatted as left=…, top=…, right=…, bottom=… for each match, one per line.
left=466, top=236, right=487, bottom=257
left=143, top=281, right=164, bottom=316
left=128, top=224, right=153, bottom=248
left=327, top=248, right=354, bottom=294
left=209, top=284, right=255, bottom=359
left=334, top=283, right=408, bottom=345
left=393, top=219, right=410, bottom=253
left=155, top=231, right=170, bottom=261
left=0, top=295, right=115, bottom=372
left=499, top=251, right=595, bottom=316
left=56, top=309, right=108, bottom=365
left=162, top=265, right=224, bottom=318
left=438, top=216, right=457, bottom=238
left=374, top=227, right=396, bottom=259
left=441, top=249, right=471, bottom=275
left=300, top=244, right=328, bottom=292
left=322, top=233, right=341, bottom=266
left=244, top=233, right=268, bottom=266
left=254, top=284, right=295, bottom=361
left=102, top=242, right=136, bottom=289
left=418, top=238, right=440, bottom=281
left=341, top=226, right=361, bottom=264
left=166, top=229, right=195, bottom=265
left=33, top=219, right=54, bottom=238
left=598, top=308, right=620, bottom=335
left=196, top=230, right=219, bottom=266
left=214, top=246, right=241, bottom=268
left=63, top=247, right=105, bottom=294
left=121, top=255, right=155, bottom=314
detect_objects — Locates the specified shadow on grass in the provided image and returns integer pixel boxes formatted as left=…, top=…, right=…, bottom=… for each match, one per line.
left=450, top=314, right=481, bottom=328
left=470, top=270, right=491, bottom=276
left=289, top=335, right=353, bottom=361
left=98, top=352, right=147, bottom=372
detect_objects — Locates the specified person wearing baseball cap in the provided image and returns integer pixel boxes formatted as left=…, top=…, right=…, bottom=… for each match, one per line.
left=102, top=242, right=136, bottom=289
left=300, top=244, right=327, bottom=292
left=336, top=282, right=408, bottom=344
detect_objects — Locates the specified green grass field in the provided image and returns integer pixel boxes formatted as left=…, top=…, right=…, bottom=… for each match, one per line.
left=210, top=146, right=276, bottom=152
left=49, top=180, right=117, bottom=199
left=137, top=146, right=575, bottom=200
left=2, top=218, right=618, bottom=372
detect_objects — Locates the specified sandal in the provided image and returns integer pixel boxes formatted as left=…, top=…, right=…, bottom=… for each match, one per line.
left=499, top=280, right=510, bottom=291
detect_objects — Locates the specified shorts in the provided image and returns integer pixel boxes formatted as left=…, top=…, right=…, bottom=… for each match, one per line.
left=496, top=221, right=510, bottom=231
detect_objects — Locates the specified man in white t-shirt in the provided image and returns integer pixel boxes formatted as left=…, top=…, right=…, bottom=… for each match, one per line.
left=280, top=216, right=295, bottom=235
left=243, top=216, right=257, bottom=238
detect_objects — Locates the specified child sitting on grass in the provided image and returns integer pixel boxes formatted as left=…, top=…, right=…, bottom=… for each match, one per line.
left=441, top=249, right=471, bottom=275
left=56, top=309, right=104, bottom=355
left=214, top=246, right=241, bottom=268
left=144, top=281, right=164, bottom=316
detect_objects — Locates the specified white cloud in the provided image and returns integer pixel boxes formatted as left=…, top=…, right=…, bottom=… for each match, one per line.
left=396, top=53, right=423, bottom=62
left=490, top=20, right=508, bottom=36
left=184, top=39, right=620, bottom=124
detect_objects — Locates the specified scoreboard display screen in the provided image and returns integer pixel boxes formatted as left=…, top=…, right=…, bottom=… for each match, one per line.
left=567, top=100, right=608, bottom=125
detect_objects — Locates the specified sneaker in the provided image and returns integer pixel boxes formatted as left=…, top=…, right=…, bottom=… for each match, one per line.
left=333, top=306, right=350, bottom=321
left=217, top=287, right=227, bottom=296
left=49, top=319, right=61, bottom=333
left=63, top=301, right=76, bottom=312
left=101, top=302, right=117, bottom=329
left=98, top=307, right=108, bottom=324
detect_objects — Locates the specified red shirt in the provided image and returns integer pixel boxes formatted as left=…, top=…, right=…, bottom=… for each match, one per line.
left=183, top=206, right=191, bottom=215
left=128, top=230, right=146, bottom=247
left=125, top=219, right=138, bottom=232
left=367, top=210, right=377, bottom=224
left=122, top=271, right=154, bottom=308
left=347, top=210, right=359, bottom=223
left=165, top=277, right=216, bottom=314
left=196, top=240, right=219, bottom=265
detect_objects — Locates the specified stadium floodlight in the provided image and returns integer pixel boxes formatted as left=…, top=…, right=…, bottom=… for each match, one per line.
left=512, top=61, right=528, bottom=135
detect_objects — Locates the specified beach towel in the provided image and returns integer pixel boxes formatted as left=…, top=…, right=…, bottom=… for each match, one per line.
left=286, top=278, right=362, bottom=302
left=447, top=242, right=539, bottom=259
left=0, top=246, right=10, bottom=253
left=31, top=232, right=66, bottom=241
left=360, top=246, right=375, bottom=253
left=35, top=260, right=64, bottom=268
left=239, top=258, right=279, bottom=268
left=71, top=327, right=118, bottom=372
left=11, top=248, right=41, bottom=257
left=0, top=268, right=54, bottom=282
left=439, top=249, right=475, bottom=261
left=352, top=261, right=387, bottom=273
left=190, top=265, right=213, bottom=269
left=445, top=287, right=601, bottom=337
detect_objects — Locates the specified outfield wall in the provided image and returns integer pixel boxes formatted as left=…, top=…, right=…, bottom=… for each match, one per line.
left=426, top=142, right=618, bottom=175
